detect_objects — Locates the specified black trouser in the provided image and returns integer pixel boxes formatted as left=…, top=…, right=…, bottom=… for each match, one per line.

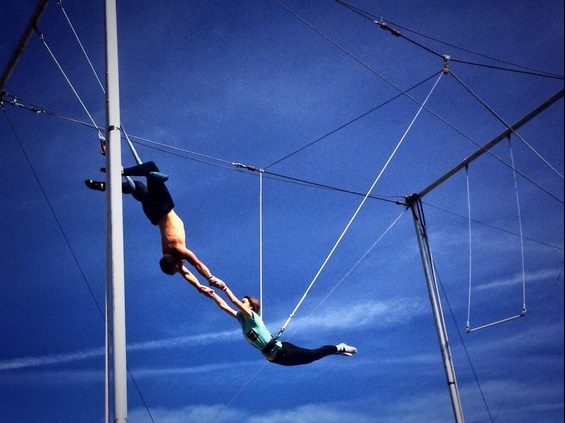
left=270, top=342, right=338, bottom=366
left=122, top=161, right=175, bottom=225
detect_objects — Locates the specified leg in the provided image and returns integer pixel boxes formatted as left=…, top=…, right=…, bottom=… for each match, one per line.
left=122, top=161, right=159, bottom=177
left=271, top=342, right=337, bottom=366
left=122, top=180, right=148, bottom=203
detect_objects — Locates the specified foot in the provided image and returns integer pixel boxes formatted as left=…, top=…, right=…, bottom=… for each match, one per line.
left=336, top=343, right=357, bottom=356
left=85, top=180, right=106, bottom=191
left=148, top=171, right=168, bottom=182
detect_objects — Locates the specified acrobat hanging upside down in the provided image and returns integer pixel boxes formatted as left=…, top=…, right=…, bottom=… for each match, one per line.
left=85, top=161, right=224, bottom=289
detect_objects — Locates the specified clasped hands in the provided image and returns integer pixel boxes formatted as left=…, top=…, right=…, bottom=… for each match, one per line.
left=198, top=277, right=226, bottom=297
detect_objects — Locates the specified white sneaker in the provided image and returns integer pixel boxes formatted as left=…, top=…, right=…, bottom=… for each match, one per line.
left=336, top=342, right=357, bottom=356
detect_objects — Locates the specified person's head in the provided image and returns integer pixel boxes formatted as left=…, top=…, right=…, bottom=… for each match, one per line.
left=243, top=296, right=260, bottom=314
left=159, top=254, right=181, bottom=275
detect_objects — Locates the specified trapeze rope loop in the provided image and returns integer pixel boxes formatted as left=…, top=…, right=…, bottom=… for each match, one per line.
left=466, top=138, right=528, bottom=333
left=276, top=71, right=445, bottom=339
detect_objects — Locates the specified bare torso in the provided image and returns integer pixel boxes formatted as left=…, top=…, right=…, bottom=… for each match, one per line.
left=157, top=210, right=186, bottom=255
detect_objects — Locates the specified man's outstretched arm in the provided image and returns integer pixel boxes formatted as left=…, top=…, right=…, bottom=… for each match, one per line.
left=179, top=266, right=214, bottom=297
left=208, top=279, right=252, bottom=318
left=179, top=247, right=224, bottom=286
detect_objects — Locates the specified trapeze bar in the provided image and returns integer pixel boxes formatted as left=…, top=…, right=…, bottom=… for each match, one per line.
left=466, top=312, right=525, bottom=333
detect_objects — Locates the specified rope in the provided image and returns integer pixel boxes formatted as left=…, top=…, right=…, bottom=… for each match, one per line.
left=508, top=136, right=527, bottom=315
left=335, top=0, right=564, bottom=80
left=465, top=165, right=473, bottom=332
left=56, top=0, right=143, bottom=165
left=275, top=70, right=445, bottom=339
left=48, top=6, right=149, bottom=420
left=284, top=210, right=407, bottom=341
left=35, top=27, right=105, bottom=143
left=264, top=72, right=441, bottom=169
left=450, top=71, right=564, bottom=180
left=465, top=140, right=527, bottom=333
left=56, top=0, right=104, bottom=92
left=259, top=171, right=264, bottom=318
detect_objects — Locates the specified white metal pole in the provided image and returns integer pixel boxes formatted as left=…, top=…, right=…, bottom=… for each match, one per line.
left=105, top=1, right=128, bottom=422
left=408, top=196, right=465, bottom=423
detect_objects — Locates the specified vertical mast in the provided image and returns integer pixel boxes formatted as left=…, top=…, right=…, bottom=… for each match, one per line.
left=105, top=1, right=128, bottom=422
left=407, top=195, right=465, bottom=422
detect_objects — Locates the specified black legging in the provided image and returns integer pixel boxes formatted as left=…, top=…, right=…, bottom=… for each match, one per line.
left=270, top=342, right=338, bottom=366
left=122, top=161, right=175, bottom=225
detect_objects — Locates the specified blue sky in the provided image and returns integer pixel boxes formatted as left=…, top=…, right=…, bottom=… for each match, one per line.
left=0, top=1, right=563, bottom=422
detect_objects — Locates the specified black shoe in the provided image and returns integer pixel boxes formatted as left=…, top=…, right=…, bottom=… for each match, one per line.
left=85, top=180, right=106, bottom=191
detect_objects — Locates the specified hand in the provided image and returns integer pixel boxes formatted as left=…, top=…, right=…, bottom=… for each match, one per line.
left=198, top=285, right=214, bottom=297
left=208, top=276, right=226, bottom=290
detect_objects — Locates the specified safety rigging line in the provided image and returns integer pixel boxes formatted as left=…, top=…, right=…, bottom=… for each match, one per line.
left=433, top=262, right=495, bottom=422
left=275, top=70, right=446, bottom=339
left=56, top=0, right=104, bottom=92
left=272, top=0, right=444, bottom=120
left=39, top=5, right=150, bottom=419
left=285, top=210, right=407, bottom=340
left=35, top=26, right=106, bottom=146
left=450, top=70, right=564, bottom=180
left=1, top=105, right=104, bottom=319
left=275, top=0, right=561, bottom=188
left=335, top=0, right=564, bottom=80
left=1, top=91, right=407, bottom=206
left=423, top=200, right=563, bottom=252
left=416, top=88, right=565, bottom=204
left=211, top=210, right=409, bottom=423
left=264, top=71, right=440, bottom=170
left=55, top=0, right=142, bottom=164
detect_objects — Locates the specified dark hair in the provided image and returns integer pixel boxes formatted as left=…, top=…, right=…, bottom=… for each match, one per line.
left=244, top=296, right=261, bottom=314
left=159, top=254, right=177, bottom=275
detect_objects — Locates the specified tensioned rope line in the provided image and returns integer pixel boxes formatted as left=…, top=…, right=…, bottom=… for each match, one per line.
left=275, top=70, right=446, bottom=339
left=433, top=262, right=495, bottom=422
left=209, top=208, right=409, bottom=423
left=423, top=200, right=563, bottom=252
left=335, top=0, right=564, bottom=80
left=7, top=91, right=561, bottom=251
left=271, top=0, right=564, bottom=200
left=34, top=27, right=106, bottom=147
left=1, top=92, right=406, bottom=205
left=450, top=70, right=564, bottom=180
left=56, top=0, right=104, bottom=92
left=284, top=210, right=407, bottom=341
left=41, top=5, right=152, bottom=418
left=3, top=102, right=156, bottom=423
left=264, top=71, right=441, bottom=169
left=1, top=106, right=104, bottom=319
left=56, top=0, right=142, bottom=164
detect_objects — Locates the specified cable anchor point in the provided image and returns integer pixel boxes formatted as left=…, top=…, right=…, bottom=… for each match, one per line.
left=442, top=54, right=451, bottom=74
left=232, top=162, right=264, bottom=173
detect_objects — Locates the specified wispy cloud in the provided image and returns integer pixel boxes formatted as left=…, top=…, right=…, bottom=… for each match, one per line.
left=473, top=267, right=561, bottom=292
left=0, top=329, right=240, bottom=371
left=128, top=402, right=377, bottom=423
left=1, top=299, right=408, bottom=371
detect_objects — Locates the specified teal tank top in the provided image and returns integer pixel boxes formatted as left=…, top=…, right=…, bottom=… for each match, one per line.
left=236, top=311, right=282, bottom=357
